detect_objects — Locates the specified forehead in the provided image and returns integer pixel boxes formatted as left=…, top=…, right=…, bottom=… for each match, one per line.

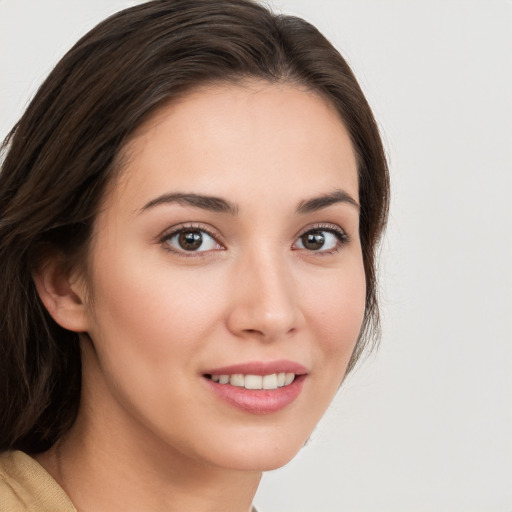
left=110, top=80, right=359, bottom=212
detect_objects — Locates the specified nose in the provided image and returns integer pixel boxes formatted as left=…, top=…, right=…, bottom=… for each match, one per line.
left=225, top=248, right=305, bottom=341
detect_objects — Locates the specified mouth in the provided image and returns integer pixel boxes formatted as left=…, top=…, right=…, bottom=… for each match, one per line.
left=202, top=361, right=307, bottom=414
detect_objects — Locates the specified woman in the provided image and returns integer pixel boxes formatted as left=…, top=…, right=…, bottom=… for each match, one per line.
left=0, top=1, right=389, bottom=510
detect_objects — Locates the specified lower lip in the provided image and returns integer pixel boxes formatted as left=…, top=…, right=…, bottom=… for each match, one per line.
left=204, top=375, right=306, bottom=414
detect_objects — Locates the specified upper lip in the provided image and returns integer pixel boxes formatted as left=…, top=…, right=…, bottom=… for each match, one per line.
left=204, top=360, right=308, bottom=376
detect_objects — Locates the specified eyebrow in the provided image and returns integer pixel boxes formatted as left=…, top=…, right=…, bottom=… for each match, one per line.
left=139, top=192, right=239, bottom=215
left=138, top=188, right=359, bottom=216
left=296, top=188, right=359, bottom=213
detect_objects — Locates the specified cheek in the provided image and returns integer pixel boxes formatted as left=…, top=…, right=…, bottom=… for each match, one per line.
left=302, top=255, right=366, bottom=365
left=82, top=252, right=226, bottom=435
left=88, top=260, right=219, bottom=361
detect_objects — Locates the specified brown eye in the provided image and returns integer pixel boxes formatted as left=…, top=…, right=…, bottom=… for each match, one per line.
left=294, top=228, right=346, bottom=252
left=163, top=228, right=220, bottom=253
left=178, top=230, right=203, bottom=250
left=301, top=231, right=325, bottom=250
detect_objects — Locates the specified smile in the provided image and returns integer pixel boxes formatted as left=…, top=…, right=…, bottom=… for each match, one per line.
left=203, top=361, right=307, bottom=414
left=207, top=373, right=295, bottom=389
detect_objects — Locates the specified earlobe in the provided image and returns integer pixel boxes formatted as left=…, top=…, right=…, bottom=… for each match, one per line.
left=32, top=256, right=90, bottom=333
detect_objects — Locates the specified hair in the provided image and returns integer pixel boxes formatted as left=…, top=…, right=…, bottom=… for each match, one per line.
left=0, top=0, right=389, bottom=453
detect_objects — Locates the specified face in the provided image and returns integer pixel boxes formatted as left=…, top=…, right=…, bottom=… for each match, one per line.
left=80, top=81, right=365, bottom=471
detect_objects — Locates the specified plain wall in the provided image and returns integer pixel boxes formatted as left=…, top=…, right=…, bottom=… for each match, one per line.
left=1, top=1, right=511, bottom=510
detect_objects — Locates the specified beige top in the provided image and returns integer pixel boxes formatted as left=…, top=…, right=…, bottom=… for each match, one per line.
left=0, top=450, right=76, bottom=511
left=0, top=450, right=260, bottom=512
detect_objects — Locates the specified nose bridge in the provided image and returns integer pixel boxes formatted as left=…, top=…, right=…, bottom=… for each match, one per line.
left=227, top=244, right=302, bottom=339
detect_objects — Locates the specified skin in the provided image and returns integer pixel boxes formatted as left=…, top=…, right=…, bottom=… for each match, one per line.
left=35, top=81, right=366, bottom=512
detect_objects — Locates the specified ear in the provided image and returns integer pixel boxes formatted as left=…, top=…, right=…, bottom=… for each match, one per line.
left=32, top=254, right=90, bottom=333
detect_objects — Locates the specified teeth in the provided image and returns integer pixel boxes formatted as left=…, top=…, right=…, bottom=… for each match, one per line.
left=244, top=375, right=262, bottom=389
left=262, top=374, right=278, bottom=390
left=210, top=372, right=296, bottom=389
left=230, top=374, right=245, bottom=387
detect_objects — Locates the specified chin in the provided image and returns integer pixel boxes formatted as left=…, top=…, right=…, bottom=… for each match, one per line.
left=200, top=426, right=311, bottom=473
left=217, top=450, right=301, bottom=473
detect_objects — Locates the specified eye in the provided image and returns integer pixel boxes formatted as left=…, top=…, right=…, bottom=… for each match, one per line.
left=162, top=227, right=222, bottom=253
left=294, top=227, right=348, bottom=252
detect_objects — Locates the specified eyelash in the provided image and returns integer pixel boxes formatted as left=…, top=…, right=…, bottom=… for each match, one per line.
left=294, top=224, right=350, bottom=255
left=160, top=223, right=223, bottom=257
left=159, top=223, right=350, bottom=256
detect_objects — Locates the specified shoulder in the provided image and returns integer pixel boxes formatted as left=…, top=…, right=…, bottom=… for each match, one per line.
left=0, top=450, right=75, bottom=511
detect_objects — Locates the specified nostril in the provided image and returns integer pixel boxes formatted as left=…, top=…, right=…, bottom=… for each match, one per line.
left=241, top=328, right=265, bottom=336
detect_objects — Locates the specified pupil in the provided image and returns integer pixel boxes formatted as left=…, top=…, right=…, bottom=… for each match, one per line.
left=303, top=232, right=325, bottom=250
left=178, top=231, right=202, bottom=250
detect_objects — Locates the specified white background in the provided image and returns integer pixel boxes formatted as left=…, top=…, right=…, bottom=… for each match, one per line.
left=1, top=1, right=511, bottom=511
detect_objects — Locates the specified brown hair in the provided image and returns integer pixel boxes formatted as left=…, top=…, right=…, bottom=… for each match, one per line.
left=0, top=0, right=389, bottom=453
